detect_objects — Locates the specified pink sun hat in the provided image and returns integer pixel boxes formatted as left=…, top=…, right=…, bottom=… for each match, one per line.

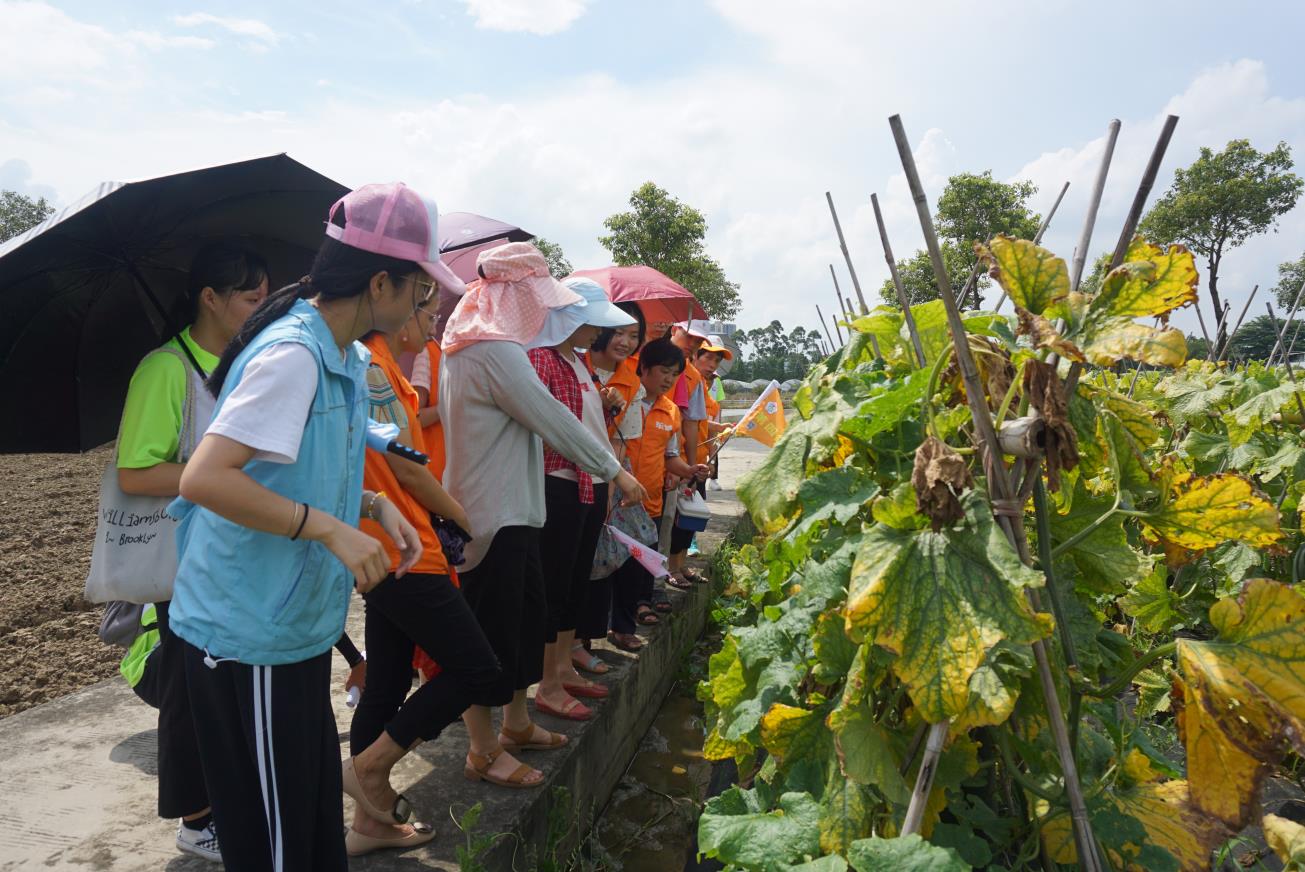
left=324, top=181, right=467, bottom=295
left=442, top=241, right=584, bottom=354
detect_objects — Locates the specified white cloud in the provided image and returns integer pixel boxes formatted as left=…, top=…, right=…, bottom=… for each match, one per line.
left=125, top=30, right=215, bottom=51
left=172, top=12, right=281, bottom=47
left=0, top=1, right=123, bottom=80
left=459, top=0, right=592, bottom=35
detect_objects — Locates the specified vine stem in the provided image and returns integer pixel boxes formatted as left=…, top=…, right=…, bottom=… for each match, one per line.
left=890, top=113, right=1102, bottom=872
left=1077, top=642, right=1177, bottom=699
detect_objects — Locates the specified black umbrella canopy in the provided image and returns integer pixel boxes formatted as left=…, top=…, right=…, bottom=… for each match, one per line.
left=0, top=154, right=348, bottom=453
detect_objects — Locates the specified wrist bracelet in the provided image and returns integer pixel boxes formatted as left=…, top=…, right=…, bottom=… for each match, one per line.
left=366, top=491, right=386, bottom=521
left=290, top=503, right=310, bottom=540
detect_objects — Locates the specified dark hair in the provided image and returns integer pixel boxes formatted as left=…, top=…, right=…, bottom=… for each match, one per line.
left=637, top=336, right=685, bottom=375
left=593, top=302, right=646, bottom=353
left=207, top=224, right=421, bottom=395
left=186, top=242, right=268, bottom=320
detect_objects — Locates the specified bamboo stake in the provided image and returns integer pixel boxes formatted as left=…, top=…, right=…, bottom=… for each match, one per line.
left=1208, top=300, right=1231, bottom=362
left=1287, top=312, right=1305, bottom=362
left=827, top=297, right=846, bottom=344
left=1271, top=277, right=1305, bottom=364
left=993, top=180, right=1070, bottom=313
left=889, top=113, right=1102, bottom=871
left=1066, top=115, right=1180, bottom=398
left=1266, top=304, right=1305, bottom=422
left=826, top=191, right=870, bottom=314
left=816, top=305, right=837, bottom=351
left=1070, top=120, right=1122, bottom=293
left=871, top=193, right=927, bottom=367
left=831, top=264, right=855, bottom=325
left=1220, top=285, right=1258, bottom=362
left=1193, top=301, right=1215, bottom=351
left=829, top=262, right=881, bottom=358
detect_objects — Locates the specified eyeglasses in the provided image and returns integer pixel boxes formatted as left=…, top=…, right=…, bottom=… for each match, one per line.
left=410, top=277, right=437, bottom=311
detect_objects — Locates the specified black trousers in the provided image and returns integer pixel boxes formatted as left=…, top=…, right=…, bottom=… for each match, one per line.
left=459, top=526, right=547, bottom=706
left=609, top=557, right=652, bottom=635
left=540, top=478, right=609, bottom=641
left=350, top=571, right=502, bottom=756
left=155, top=601, right=209, bottom=819
left=183, top=642, right=346, bottom=872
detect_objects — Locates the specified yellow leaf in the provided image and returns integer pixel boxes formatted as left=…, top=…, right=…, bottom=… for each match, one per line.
left=760, top=703, right=826, bottom=765
left=1097, top=244, right=1199, bottom=319
left=1264, top=813, right=1305, bottom=869
left=1176, top=580, right=1305, bottom=829
left=1119, top=748, right=1161, bottom=785
left=1140, top=472, right=1283, bottom=552
left=978, top=236, right=1069, bottom=316
left=1081, top=321, right=1187, bottom=367
left=1042, top=780, right=1228, bottom=871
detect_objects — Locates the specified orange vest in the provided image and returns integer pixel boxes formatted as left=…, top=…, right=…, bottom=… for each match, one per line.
left=585, top=353, right=642, bottom=438
left=700, top=381, right=721, bottom=451
left=361, top=336, right=448, bottom=575
left=626, top=394, right=681, bottom=517
left=418, top=341, right=446, bottom=482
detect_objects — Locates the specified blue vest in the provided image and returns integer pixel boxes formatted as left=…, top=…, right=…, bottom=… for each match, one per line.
left=168, top=300, right=369, bottom=665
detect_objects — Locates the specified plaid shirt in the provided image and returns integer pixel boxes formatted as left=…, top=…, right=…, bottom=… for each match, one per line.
left=528, top=347, right=595, bottom=504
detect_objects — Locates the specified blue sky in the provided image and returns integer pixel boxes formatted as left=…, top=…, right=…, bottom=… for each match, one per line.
left=3, top=0, right=1304, bottom=337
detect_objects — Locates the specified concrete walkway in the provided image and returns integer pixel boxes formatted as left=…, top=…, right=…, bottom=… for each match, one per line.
left=0, top=440, right=764, bottom=871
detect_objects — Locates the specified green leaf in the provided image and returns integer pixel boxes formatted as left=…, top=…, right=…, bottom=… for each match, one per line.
left=740, top=423, right=812, bottom=534
left=930, top=823, right=992, bottom=870
left=1229, top=382, right=1297, bottom=426
left=847, top=835, right=970, bottom=872
left=762, top=703, right=832, bottom=771
left=781, top=857, right=849, bottom=872
left=844, top=491, right=1054, bottom=722
left=698, top=789, right=822, bottom=872
left=793, top=535, right=860, bottom=607
left=840, top=369, right=932, bottom=446
left=792, top=466, right=880, bottom=533
left=827, top=644, right=909, bottom=803
left=1048, top=476, right=1148, bottom=596
left=871, top=482, right=929, bottom=531
left=977, top=235, right=1069, bottom=316
left=1120, top=563, right=1180, bottom=634
left=812, top=609, right=858, bottom=684
left=818, top=768, right=876, bottom=856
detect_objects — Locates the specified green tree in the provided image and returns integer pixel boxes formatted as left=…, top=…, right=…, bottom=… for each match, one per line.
left=1226, top=314, right=1301, bottom=361
left=734, top=320, right=822, bottom=381
left=1272, top=252, right=1305, bottom=310
left=0, top=190, right=54, bottom=243
left=1141, top=139, right=1303, bottom=349
left=533, top=236, right=573, bottom=279
left=877, top=242, right=972, bottom=308
left=599, top=182, right=741, bottom=319
left=1185, top=333, right=1212, bottom=360
left=878, top=171, right=1040, bottom=308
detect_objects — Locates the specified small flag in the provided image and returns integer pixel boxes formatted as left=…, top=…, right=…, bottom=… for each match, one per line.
left=735, top=380, right=787, bottom=447
left=607, top=525, right=670, bottom=579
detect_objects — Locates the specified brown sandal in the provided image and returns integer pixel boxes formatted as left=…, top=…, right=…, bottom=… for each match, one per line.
left=463, top=749, right=543, bottom=789
left=499, top=722, right=569, bottom=752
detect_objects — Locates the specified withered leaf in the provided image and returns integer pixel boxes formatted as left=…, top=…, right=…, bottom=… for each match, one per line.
left=912, top=435, right=975, bottom=532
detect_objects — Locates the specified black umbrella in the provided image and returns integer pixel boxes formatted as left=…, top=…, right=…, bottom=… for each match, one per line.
left=0, top=154, right=348, bottom=453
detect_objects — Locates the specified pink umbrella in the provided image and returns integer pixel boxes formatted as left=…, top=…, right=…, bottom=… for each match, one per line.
left=568, top=265, right=707, bottom=329
left=431, top=212, right=534, bottom=340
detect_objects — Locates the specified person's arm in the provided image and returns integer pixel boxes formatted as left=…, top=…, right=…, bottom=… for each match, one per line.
left=180, top=435, right=420, bottom=589
left=119, top=463, right=185, bottom=497
left=486, top=345, right=646, bottom=506
left=416, top=403, right=441, bottom=427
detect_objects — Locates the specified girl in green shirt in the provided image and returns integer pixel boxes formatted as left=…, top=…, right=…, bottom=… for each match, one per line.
left=115, top=241, right=268, bottom=862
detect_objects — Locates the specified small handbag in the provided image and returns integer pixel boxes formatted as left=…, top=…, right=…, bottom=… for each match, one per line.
left=84, top=345, right=213, bottom=605
left=590, top=479, right=658, bottom=579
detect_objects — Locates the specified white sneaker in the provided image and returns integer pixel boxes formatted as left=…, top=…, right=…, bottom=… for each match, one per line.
left=176, top=819, right=221, bottom=862
left=708, top=479, right=723, bottom=491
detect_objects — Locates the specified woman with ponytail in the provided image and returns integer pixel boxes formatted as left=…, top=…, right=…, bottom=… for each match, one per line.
left=167, top=183, right=457, bottom=872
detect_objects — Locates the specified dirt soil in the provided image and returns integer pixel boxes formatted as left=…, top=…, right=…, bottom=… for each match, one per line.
left=0, top=446, right=120, bottom=719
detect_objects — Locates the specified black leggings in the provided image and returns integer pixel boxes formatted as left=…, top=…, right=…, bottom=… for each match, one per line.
left=459, top=526, right=548, bottom=706
left=540, top=478, right=609, bottom=640
left=155, top=601, right=209, bottom=819
left=350, top=572, right=502, bottom=756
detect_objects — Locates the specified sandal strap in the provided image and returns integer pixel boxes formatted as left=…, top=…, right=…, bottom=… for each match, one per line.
left=467, top=748, right=500, bottom=772
left=508, top=762, right=538, bottom=784
left=499, top=724, right=534, bottom=744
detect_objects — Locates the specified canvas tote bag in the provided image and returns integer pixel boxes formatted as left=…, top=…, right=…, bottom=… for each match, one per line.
left=84, top=344, right=214, bottom=604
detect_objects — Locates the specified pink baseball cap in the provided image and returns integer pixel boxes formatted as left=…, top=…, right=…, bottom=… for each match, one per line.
left=324, top=182, right=467, bottom=295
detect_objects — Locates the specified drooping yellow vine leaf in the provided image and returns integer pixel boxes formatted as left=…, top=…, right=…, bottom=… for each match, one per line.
left=844, top=491, right=1053, bottom=723
left=1139, top=472, right=1283, bottom=552
left=1041, top=779, right=1227, bottom=871
left=760, top=703, right=826, bottom=766
left=1095, top=242, right=1199, bottom=319
left=1081, top=321, right=1187, bottom=368
left=978, top=235, right=1069, bottom=316
left=1175, top=580, right=1305, bottom=829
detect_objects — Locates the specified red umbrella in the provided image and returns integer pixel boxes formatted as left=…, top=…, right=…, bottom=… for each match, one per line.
left=568, top=265, right=706, bottom=329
